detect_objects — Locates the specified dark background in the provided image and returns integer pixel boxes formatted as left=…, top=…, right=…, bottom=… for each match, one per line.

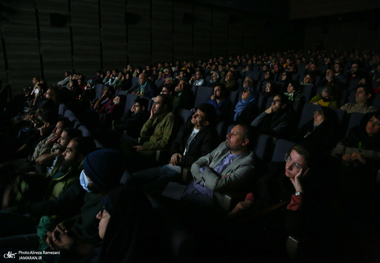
left=0, top=0, right=379, bottom=92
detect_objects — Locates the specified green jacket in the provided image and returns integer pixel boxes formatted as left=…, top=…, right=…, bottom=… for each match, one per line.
left=309, top=94, right=339, bottom=108
left=140, top=111, right=176, bottom=150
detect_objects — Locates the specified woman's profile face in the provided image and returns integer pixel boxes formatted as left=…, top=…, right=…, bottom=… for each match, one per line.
left=314, top=111, right=325, bottom=126
left=96, top=208, right=110, bottom=239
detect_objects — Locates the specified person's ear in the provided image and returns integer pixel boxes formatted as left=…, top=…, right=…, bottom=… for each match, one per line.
left=203, top=120, right=210, bottom=126
left=367, top=93, right=372, bottom=99
left=241, top=139, right=249, bottom=147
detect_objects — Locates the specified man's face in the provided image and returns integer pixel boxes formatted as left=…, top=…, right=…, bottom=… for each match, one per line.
left=64, top=72, right=69, bottom=77
left=225, top=72, right=233, bottom=82
left=355, top=87, right=370, bottom=104
left=138, top=74, right=147, bottom=85
left=131, top=102, right=142, bottom=113
left=112, top=70, right=116, bottom=77
left=175, top=80, right=185, bottom=93
left=351, top=64, right=359, bottom=74
left=225, top=125, right=246, bottom=152
left=53, top=121, right=64, bottom=136
left=366, top=116, right=380, bottom=137
left=102, top=87, right=110, bottom=97
left=191, top=109, right=208, bottom=128
left=195, top=72, right=202, bottom=80
left=106, top=71, right=111, bottom=76
left=271, top=95, right=285, bottom=112
left=161, top=87, right=169, bottom=95
left=152, top=96, right=166, bottom=115
left=32, top=77, right=38, bottom=84
left=214, top=86, right=223, bottom=100
left=62, top=140, right=81, bottom=168
left=326, top=69, right=333, bottom=78
left=285, top=150, right=307, bottom=179
left=212, top=73, right=218, bottom=81
left=57, top=131, right=70, bottom=151
left=310, top=64, right=316, bottom=72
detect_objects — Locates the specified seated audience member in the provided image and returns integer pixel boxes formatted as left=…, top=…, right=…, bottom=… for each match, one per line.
left=309, top=85, right=339, bottom=108
left=292, top=107, right=338, bottom=152
left=0, top=149, right=124, bottom=256
left=340, top=86, right=377, bottom=114
left=112, top=97, right=149, bottom=140
left=251, top=93, right=294, bottom=138
left=318, top=68, right=343, bottom=92
left=97, top=95, right=124, bottom=125
left=128, top=73, right=157, bottom=99
left=207, top=72, right=220, bottom=88
left=284, top=81, right=304, bottom=103
left=57, top=71, right=70, bottom=87
left=4, top=135, right=95, bottom=208
left=221, top=71, right=239, bottom=91
left=300, top=74, right=314, bottom=86
left=172, top=79, right=194, bottom=111
left=121, top=95, right=176, bottom=172
left=92, top=86, right=114, bottom=111
left=331, top=111, right=380, bottom=182
left=207, top=84, right=232, bottom=121
left=129, top=104, right=218, bottom=191
left=260, top=81, right=280, bottom=97
left=333, top=62, right=345, bottom=80
left=30, top=117, right=71, bottom=165
left=184, top=124, right=256, bottom=205
left=233, top=85, right=258, bottom=125
left=229, top=143, right=341, bottom=237
left=345, top=62, right=366, bottom=84
left=189, top=70, right=206, bottom=87
left=159, top=68, right=172, bottom=81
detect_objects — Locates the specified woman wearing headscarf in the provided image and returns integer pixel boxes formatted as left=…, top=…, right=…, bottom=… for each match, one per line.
left=331, top=111, right=380, bottom=182
left=233, top=86, right=258, bottom=124
left=292, top=107, right=339, bottom=153
left=284, top=81, right=304, bottom=103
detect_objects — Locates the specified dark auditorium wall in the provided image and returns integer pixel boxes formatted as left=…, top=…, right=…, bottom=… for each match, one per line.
left=289, top=0, right=380, bottom=51
left=0, top=0, right=302, bottom=92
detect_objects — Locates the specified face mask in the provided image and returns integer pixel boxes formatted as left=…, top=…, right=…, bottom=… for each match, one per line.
left=80, top=170, right=91, bottom=193
left=321, top=96, right=330, bottom=102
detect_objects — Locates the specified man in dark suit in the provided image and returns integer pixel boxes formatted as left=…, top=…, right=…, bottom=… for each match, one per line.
left=126, top=103, right=218, bottom=189
left=128, top=73, right=157, bottom=99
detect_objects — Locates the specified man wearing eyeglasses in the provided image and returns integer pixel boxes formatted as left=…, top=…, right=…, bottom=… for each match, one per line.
left=251, top=93, right=294, bottom=138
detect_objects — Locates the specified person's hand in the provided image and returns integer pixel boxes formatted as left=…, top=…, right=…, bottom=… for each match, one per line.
left=351, top=152, right=366, bottom=164
left=228, top=200, right=254, bottom=218
left=46, top=134, right=60, bottom=146
left=313, top=102, right=319, bottom=105
left=265, top=106, right=274, bottom=114
left=289, top=168, right=309, bottom=193
left=221, top=174, right=231, bottom=178
left=170, top=153, right=182, bottom=166
left=149, top=105, right=157, bottom=120
left=133, top=145, right=143, bottom=152
left=342, top=154, right=352, bottom=162
left=46, top=222, right=73, bottom=251
left=210, top=95, right=215, bottom=100
left=40, top=124, right=49, bottom=136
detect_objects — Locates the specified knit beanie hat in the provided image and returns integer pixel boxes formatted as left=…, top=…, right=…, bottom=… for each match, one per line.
left=83, top=149, right=125, bottom=192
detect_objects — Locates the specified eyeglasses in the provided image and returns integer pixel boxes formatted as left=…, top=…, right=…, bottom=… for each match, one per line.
left=272, top=99, right=282, bottom=104
left=285, top=153, right=304, bottom=171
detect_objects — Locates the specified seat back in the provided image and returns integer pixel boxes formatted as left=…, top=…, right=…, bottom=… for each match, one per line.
left=194, top=86, right=214, bottom=109
left=272, top=139, right=296, bottom=162
left=346, top=113, right=365, bottom=136
left=95, top=83, right=104, bottom=99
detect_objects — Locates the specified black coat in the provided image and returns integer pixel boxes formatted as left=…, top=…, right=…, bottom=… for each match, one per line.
left=170, top=118, right=218, bottom=167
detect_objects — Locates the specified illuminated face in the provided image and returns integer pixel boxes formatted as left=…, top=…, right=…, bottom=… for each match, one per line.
left=366, top=116, right=380, bottom=137
left=355, top=87, right=369, bottom=104
left=313, top=110, right=325, bottom=126
left=53, top=121, right=65, bottom=136
left=175, top=80, right=185, bottom=93
left=287, top=83, right=294, bottom=93
left=138, top=74, right=147, bottom=85
left=191, top=109, right=208, bottom=128
left=152, top=96, right=166, bottom=115
left=271, top=95, right=284, bottom=112
left=285, top=150, right=307, bottom=178
left=225, top=125, right=246, bottom=152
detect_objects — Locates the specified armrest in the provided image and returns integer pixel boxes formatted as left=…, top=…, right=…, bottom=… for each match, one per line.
left=213, top=191, right=247, bottom=212
left=286, top=235, right=299, bottom=259
left=181, top=167, right=193, bottom=183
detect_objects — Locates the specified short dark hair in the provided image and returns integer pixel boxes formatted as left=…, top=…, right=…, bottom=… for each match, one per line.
left=216, top=83, right=227, bottom=93
left=157, top=94, right=173, bottom=111
left=237, top=124, right=255, bottom=145
left=274, top=93, right=288, bottom=105
left=197, top=103, right=217, bottom=124
left=357, top=85, right=373, bottom=96
left=71, top=137, right=97, bottom=157
left=134, top=97, right=148, bottom=110
left=64, top=128, right=82, bottom=141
